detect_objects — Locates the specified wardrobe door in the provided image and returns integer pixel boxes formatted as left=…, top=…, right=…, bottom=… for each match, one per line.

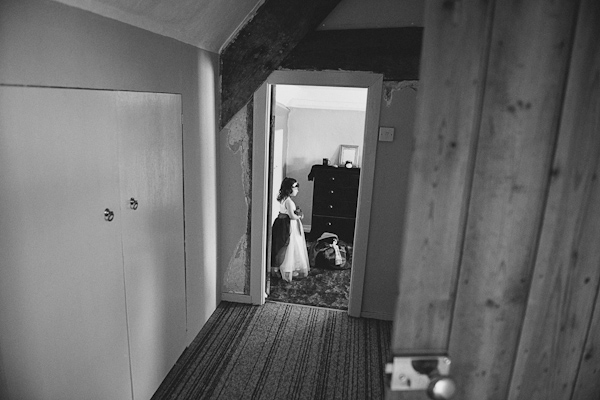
left=116, top=92, right=186, bottom=400
left=0, top=87, right=132, bottom=400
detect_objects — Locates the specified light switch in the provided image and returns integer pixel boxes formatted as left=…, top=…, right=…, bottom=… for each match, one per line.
left=379, top=127, right=394, bottom=142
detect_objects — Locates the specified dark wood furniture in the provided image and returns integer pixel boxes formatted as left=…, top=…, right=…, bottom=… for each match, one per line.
left=308, top=165, right=360, bottom=243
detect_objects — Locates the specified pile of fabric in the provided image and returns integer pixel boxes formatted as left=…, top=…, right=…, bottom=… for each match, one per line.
left=308, top=232, right=351, bottom=270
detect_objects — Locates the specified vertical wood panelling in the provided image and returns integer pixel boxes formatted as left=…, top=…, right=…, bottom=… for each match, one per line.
left=448, top=0, right=579, bottom=399
left=573, top=288, right=600, bottom=400
left=508, top=0, right=600, bottom=398
left=559, top=1, right=600, bottom=399
left=391, top=0, right=493, bottom=355
left=510, top=124, right=600, bottom=398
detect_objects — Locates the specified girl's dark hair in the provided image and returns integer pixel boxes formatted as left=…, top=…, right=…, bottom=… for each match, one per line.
left=277, top=177, right=297, bottom=202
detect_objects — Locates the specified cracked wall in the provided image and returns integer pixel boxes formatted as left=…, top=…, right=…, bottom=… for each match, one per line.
left=220, top=103, right=253, bottom=294
left=383, top=80, right=418, bottom=107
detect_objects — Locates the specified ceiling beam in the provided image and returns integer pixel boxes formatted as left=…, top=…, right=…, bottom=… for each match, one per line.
left=220, top=0, right=342, bottom=128
left=280, top=27, right=423, bottom=81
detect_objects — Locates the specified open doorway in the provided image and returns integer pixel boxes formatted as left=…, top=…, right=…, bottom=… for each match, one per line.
left=250, top=70, right=383, bottom=317
left=266, top=84, right=369, bottom=310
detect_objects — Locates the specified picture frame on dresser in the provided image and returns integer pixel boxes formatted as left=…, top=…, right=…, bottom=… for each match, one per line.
left=339, top=144, right=359, bottom=167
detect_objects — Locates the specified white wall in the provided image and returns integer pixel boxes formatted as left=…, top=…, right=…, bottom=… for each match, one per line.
left=361, top=82, right=417, bottom=318
left=284, top=107, right=366, bottom=226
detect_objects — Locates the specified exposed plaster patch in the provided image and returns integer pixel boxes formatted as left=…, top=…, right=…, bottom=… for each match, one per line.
left=225, top=105, right=252, bottom=205
left=383, top=80, right=419, bottom=107
left=221, top=105, right=253, bottom=294
left=224, top=235, right=249, bottom=294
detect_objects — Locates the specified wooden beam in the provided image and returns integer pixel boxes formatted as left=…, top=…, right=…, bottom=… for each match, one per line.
left=220, top=0, right=342, bottom=128
left=279, top=28, right=423, bottom=81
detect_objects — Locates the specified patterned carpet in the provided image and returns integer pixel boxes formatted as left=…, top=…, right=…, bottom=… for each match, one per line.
left=152, top=301, right=392, bottom=400
left=268, top=242, right=352, bottom=310
left=268, top=268, right=351, bottom=310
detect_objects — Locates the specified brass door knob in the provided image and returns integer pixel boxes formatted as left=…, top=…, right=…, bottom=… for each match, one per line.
left=427, top=374, right=456, bottom=399
left=412, top=358, right=456, bottom=400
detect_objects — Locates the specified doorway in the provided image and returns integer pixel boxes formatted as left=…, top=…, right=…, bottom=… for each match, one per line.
left=250, top=70, right=383, bottom=317
left=266, top=84, right=369, bottom=310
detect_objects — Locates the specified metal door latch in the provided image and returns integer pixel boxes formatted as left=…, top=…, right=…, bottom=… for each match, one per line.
left=385, top=355, right=456, bottom=399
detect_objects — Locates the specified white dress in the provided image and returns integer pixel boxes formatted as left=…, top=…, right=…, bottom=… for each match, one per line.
left=279, top=197, right=309, bottom=282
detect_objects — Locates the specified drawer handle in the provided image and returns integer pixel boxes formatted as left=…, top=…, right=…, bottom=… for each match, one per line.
left=330, top=190, right=334, bottom=194
left=329, top=205, right=334, bottom=209
left=327, top=222, right=332, bottom=226
left=330, top=177, right=335, bottom=181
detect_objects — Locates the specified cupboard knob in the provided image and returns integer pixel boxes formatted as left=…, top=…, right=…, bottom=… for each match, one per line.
left=130, top=198, right=139, bottom=210
left=104, top=208, right=114, bottom=222
left=329, top=205, right=334, bottom=209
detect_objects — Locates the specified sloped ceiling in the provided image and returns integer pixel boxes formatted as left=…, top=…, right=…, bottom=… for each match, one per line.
left=49, top=0, right=424, bottom=54
left=48, top=0, right=424, bottom=127
left=50, top=0, right=266, bottom=53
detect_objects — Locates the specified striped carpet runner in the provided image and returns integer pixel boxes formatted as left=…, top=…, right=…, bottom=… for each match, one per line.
left=152, top=301, right=392, bottom=399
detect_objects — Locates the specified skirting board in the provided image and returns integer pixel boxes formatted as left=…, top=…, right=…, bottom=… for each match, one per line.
left=360, top=310, right=393, bottom=321
left=221, top=292, right=253, bottom=304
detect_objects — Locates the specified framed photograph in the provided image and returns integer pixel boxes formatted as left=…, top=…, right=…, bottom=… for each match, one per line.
left=339, top=145, right=359, bottom=167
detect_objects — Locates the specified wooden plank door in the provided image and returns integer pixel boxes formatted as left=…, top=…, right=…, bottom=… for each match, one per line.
left=507, top=0, right=600, bottom=398
left=116, top=92, right=187, bottom=400
left=389, top=0, right=600, bottom=399
left=0, top=87, right=132, bottom=400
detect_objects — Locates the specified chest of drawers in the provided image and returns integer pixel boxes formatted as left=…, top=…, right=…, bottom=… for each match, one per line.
left=308, top=165, right=360, bottom=243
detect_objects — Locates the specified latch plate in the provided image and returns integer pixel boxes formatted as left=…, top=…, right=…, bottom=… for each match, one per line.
left=385, top=356, right=451, bottom=391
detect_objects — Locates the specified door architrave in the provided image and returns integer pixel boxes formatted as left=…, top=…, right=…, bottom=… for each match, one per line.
left=250, top=70, right=383, bottom=317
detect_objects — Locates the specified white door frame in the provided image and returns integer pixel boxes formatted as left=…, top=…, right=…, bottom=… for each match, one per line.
left=250, top=70, right=383, bottom=317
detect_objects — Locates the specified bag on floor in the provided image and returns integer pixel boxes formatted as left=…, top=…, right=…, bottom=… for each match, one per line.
left=309, top=232, right=350, bottom=270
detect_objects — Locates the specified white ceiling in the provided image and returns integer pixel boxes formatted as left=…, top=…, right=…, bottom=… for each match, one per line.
left=276, top=85, right=368, bottom=112
left=49, top=0, right=423, bottom=54
left=51, top=0, right=266, bottom=53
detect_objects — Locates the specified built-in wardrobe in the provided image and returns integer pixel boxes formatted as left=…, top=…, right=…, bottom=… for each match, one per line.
left=0, top=86, right=186, bottom=400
